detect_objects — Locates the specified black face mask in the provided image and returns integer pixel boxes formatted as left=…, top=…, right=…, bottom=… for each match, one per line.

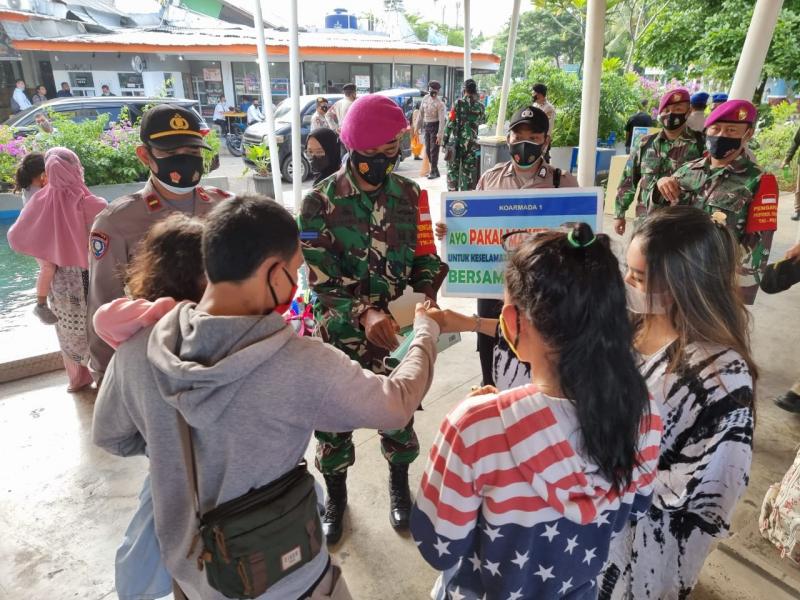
left=149, top=150, right=204, bottom=192
left=350, top=150, right=398, bottom=187
left=509, top=141, right=543, bottom=169
left=706, top=135, right=743, bottom=160
left=660, top=112, right=687, bottom=131
left=430, top=91, right=438, bottom=97
left=310, top=155, right=329, bottom=173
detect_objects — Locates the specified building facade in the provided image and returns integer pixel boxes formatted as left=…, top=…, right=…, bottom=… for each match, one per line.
left=0, top=1, right=499, bottom=120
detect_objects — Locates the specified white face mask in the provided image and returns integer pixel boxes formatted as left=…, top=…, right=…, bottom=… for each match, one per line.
left=625, top=281, right=670, bottom=315
left=156, top=179, right=200, bottom=195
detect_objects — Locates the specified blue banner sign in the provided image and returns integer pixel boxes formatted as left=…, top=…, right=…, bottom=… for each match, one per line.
left=441, top=188, right=603, bottom=299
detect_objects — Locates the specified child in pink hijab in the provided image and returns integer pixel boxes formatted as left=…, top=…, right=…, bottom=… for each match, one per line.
left=7, top=147, right=107, bottom=391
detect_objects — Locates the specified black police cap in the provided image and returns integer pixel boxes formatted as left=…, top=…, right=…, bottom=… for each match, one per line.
left=509, top=105, right=549, bottom=134
left=140, top=103, right=211, bottom=150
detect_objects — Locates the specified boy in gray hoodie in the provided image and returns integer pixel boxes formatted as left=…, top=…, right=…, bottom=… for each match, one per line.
left=92, top=195, right=442, bottom=599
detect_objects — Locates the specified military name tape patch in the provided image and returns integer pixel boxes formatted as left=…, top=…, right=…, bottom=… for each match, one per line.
left=90, top=231, right=110, bottom=259
left=300, top=231, right=320, bottom=241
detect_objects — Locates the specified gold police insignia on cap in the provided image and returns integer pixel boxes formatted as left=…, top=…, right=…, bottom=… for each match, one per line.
left=738, top=108, right=747, bottom=121
left=170, top=114, right=190, bottom=130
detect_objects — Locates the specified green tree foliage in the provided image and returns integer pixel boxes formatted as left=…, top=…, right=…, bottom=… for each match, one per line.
left=405, top=13, right=476, bottom=47
left=636, top=0, right=800, bottom=84
left=485, top=58, right=645, bottom=147
left=752, top=102, right=799, bottom=190
left=492, top=10, right=583, bottom=80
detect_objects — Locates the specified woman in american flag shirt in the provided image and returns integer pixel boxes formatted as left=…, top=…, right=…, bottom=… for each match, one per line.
left=599, top=207, right=757, bottom=599
left=411, top=223, right=663, bottom=600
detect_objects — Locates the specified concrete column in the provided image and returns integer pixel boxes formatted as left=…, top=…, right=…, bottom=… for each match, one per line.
left=463, top=0, right=471, bottom=79
left=493, top=0, right=521, bottom=138
left=253, top=0, right=283, bottom=204
left=289, top=0, right=303, bottom=210
left=220, top=60, right=235, bottom=107
left=577, top=0, right=606, bottom=187
left=729, top=0, right=784, bottom=101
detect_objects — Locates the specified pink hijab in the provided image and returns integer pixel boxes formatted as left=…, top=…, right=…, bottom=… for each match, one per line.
left=7, top=147, right=107, bottom=269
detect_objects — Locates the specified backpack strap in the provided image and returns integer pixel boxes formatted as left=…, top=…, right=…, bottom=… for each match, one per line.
left=553, top=167, right=561, bottom=188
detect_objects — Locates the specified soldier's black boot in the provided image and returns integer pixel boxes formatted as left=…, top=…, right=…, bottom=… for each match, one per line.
left=388, top=463, right=412, bottom=530
left=322, top=472, right=347, bottom=545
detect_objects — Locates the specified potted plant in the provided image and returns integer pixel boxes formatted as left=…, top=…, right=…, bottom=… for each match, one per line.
left=244, top=143, right=275, bottom=198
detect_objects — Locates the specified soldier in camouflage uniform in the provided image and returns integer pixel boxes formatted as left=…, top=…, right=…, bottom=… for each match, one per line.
left=614, top=87, right=704, bottom=235
left=658, top=100, right=772, bottom=304
left=298, top=94, right=444, bottom=545
left=443, top=78, right=485, bottom=191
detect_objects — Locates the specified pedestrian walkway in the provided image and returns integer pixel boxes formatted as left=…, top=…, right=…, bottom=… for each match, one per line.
left=1, top=162, right=800, bottom=598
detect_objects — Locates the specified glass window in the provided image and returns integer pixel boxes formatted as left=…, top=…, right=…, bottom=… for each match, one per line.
left=163, top=73, right=175, bottom=98
left=430, top=65, right=446, bottom=89
left=393, top=64, right=411, bottom=88
left=189, top=61, right=224, bottom=117
left=412, top=65, right=429, bottom=90
left=351, top=64, right=371, bottom=94
left=303, top=62, right=325, bottom=95
left=269, top=62, right=290, bottom=103
left=118, top=72, right=144, bottom=97
left=95, top=105, right=123, bottom=124
left=69, top=72, right=94, bottom=88
left=373, top=64, right=390, bottom=92
left=325, top=63, right=350, bottom=92
left=232, top=61, right=261, bottom=109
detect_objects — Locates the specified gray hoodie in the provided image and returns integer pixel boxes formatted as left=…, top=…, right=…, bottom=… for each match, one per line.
left=92, top=303, right=439, bottom=599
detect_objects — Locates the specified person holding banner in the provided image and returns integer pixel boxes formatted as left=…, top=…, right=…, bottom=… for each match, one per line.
left=615, top=87, right=705, bottom=236
left=657, top=99, right=775, bottom=304
left=298, top=93, right=444, bottom=545
left=437, top=105, right=578, bottom=388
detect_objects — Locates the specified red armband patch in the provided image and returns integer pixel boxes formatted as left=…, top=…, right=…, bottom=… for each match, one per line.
left=745, top=173, right=778, bottom=234
left=415, top=189, right=436, bottom=256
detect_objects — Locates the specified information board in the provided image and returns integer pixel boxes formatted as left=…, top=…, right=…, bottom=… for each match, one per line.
left=441, top=188, right=603, bottom=299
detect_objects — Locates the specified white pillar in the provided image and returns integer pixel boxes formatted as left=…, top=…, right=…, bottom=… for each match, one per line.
left=289, top=0, right=302, bottom=211
left=577, top=0, right=606, bottom=187
left=253, top=0, right=283, bottom=204
left=493, top=0, right=521, bottom=138
left=729, top=0, right=783, bottom=101
left=463, top=0, right=471, bottom=79
left=220, top=60, right=235, bottom=108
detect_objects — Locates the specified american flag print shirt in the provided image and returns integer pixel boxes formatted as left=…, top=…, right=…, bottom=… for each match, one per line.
left=410, top=384, right=662, bottom=600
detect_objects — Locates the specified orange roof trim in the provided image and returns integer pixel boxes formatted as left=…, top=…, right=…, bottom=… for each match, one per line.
left=0, top=11, right=30, bottom=22
left=11, top=39, right=500, bottom=63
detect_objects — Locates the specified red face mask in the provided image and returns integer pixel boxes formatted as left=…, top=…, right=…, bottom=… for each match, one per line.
left=268, top=264, right=297, bottom=316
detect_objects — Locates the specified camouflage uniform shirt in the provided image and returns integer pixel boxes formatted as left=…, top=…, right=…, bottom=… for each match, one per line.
left=615, top=127, right=705, bottom=219
left=298, top=165, right=444, bottom=373
left=674, top=153, right=769, bottom=302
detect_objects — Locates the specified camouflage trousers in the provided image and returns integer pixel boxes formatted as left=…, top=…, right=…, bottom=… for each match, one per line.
left=313, top=332, right=420, bottom=474
left=447, top=146, right=481, bottom=191
left=314, top=418, right=419, bottom=474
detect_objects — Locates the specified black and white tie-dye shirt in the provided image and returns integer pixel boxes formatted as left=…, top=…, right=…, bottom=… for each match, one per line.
left=599, top=341, right=754, bottom=600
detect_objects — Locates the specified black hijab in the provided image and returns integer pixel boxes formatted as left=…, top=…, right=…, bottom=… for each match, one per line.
left=308, top=128, right=342, bottom=184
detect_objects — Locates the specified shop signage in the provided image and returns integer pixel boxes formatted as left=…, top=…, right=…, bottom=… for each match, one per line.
left=203, top=67, right=222, bottom=82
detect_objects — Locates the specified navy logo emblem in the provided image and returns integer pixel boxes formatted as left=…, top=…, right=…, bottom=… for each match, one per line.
left=90, top=231, right=109, bottom=259
left=450, top=200, right=468, bottom=217
left=521, top=108, right=534, bottom=118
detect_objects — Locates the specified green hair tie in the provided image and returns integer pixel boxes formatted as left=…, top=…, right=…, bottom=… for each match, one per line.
left=567, top=229, right=596, bottom=249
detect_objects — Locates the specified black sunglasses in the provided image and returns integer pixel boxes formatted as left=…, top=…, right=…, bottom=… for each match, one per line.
left=320, top=105, right=329, bottom=112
